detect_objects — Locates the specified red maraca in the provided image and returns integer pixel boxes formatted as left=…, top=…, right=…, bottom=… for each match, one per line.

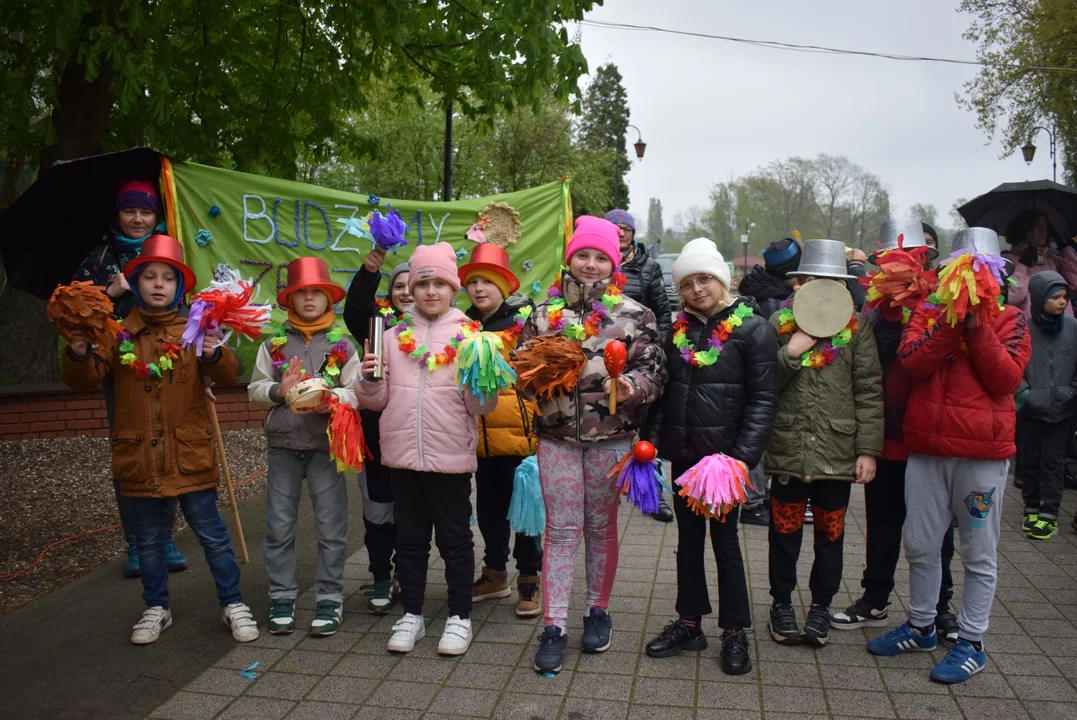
left=633, top=441, right=656, bottom=463
left=603, top=340, right=627, bottom=414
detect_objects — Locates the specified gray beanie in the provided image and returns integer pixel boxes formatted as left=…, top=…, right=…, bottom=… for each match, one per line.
left=388, top=261, right=410, bottom=289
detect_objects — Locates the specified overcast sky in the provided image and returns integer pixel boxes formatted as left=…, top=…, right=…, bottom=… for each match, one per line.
left=577, top=0, right=1049, bottom=233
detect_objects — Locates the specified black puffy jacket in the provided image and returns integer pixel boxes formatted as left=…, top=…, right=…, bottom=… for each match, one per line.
left=738, top=265, right=792, bottom=320
left=621, top=243, right=672, bottom=340
left=646, top=298, right=779, bottom=468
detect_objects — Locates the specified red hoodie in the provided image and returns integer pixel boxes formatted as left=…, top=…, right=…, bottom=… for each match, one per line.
left=897, top=304, right=1030, bottom=460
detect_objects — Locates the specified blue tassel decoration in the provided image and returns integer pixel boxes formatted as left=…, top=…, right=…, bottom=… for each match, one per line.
left=508, top=455, right=544, bottom=536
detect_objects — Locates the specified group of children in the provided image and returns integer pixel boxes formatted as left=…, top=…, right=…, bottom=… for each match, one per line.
left=65, top=189, right=1068, bottom=688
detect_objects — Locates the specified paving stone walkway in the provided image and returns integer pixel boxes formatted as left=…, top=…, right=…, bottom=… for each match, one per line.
left=150, top=476, right=1077, bottom=719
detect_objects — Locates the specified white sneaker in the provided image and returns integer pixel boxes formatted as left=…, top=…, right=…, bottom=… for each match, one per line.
left=223, top=602, right=260, bottom=643
left=387, top=613, right=426, bottom=653
left=438, top=615, right=473, bottom=656
left=131, top=606, right=172, bottom=645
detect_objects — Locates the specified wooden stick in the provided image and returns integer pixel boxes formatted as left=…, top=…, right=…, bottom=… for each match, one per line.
left=608, top=379, right=618, bottom=415
left=208, top=401, right=249, bottom=564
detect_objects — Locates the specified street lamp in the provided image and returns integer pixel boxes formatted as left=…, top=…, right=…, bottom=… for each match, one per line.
left=627, top=125, right=647, bottom=159
left=741, top=219, right=756, bottom=278
left=1021, top=126, right=1056, bottom=182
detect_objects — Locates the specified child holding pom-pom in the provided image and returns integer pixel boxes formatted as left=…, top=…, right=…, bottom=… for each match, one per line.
left=248, top=257, right=361, bottom=638
left=640, top=238, right=778, bottom=675
left=517, top=216, right=666, bottom=674
left=459, top=245, right=544, bottom=618
left=356, top=243, right=497, bottom=657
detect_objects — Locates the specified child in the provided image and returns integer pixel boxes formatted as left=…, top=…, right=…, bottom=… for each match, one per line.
left=1014, top=271, right=1076, bottom=540
left=521, top=216, right=666, bottom=674
left=63, top=234, right=258, bottom=645
left=248, top=257, right=360, bottom=636
left=869, top=227, right=1031, bottom=684
left=643, top=238, right=777, bottom=675
left=460, top=244, right=543, bottom=617
left=831, top=219, right=961, bottom=645
left=765, top=238, right=883, bottom=648
left=342, top=247, right=410, bottom=613
left=357, top=242, right=497, bottom=656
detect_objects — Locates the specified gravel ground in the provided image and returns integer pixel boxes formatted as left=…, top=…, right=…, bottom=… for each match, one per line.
left=0, top=430, right=268, bottom=616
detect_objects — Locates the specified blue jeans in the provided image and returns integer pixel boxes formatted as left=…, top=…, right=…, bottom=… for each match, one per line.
left=132, top=488, right=243, bottom=609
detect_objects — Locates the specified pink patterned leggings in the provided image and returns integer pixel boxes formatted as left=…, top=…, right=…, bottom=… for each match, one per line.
left=537, top=438, right=622, bottom=628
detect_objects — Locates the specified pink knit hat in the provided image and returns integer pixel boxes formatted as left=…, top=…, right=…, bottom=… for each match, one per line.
left=408, top=242, right=462, bottom=292
left=565, top=216, right=622, bottom=272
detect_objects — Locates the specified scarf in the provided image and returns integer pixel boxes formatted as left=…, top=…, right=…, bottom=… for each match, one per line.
left=287, top=308, right=338, bottom=342
left=111, top=221, right=167, bottom=252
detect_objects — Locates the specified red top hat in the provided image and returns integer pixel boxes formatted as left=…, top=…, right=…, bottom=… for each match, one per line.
left=277, top=257, right=347, bottom=308
left=123, top=234, right=196, bottom=290
left=458, top=244, right=520, bottom=295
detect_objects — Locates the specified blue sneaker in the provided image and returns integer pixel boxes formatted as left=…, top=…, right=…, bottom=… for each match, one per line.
left=534, top=626, right=568, bottom=674
left=582, top=608, right=612, bottom=653
left=122, top=545, right=141, bottom=579
left=930, top=639, right=986, bottom=683
left=165, top=538, right=189, bottom=573
left=867, top=621, right=937, bottom=656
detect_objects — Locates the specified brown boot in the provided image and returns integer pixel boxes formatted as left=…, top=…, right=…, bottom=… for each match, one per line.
left=516, top=575, right=541, bottom=618
left=472, top=567, right=510, bottom=602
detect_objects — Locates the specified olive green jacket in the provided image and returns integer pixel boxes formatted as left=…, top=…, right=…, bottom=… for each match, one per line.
left=763, top=311, right=884, bottom=482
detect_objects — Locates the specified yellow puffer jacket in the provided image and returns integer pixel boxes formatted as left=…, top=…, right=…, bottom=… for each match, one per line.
left=467, top=295, right=537, bottom=458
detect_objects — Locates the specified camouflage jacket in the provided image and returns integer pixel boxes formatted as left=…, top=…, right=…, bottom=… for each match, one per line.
left=518, top=273, right=667, bottom=444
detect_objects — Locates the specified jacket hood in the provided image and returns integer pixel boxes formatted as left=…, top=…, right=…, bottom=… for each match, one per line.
left=466, top=292, right=534, bottom=325
left=1029, top=270, right=1067, bottom=312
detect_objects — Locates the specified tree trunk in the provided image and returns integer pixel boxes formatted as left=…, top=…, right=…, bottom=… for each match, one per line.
left=0, top=48, right=115, bottom=385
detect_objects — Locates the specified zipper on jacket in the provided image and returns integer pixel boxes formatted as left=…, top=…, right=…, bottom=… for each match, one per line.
left=416, top=319, right=435, bottom=470
left=573, top=276, right=584, bottom=443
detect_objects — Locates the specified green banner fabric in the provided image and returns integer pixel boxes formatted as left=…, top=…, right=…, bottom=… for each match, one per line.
left=167, top=160, right=569, bottom=368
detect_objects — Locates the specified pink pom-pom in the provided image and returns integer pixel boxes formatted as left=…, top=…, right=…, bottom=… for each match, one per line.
left=674, top=454, right=752, bottom=521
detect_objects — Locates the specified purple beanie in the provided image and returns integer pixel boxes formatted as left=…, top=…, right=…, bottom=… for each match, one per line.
left=566, top=216, right=622, bottom=272
left=603, top=209, right=635, bottom=230
left=115, top=180, right=162, bottom=215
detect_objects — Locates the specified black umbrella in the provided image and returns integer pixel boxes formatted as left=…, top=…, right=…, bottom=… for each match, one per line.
left=957, top=180, right=1077, bottom=245
left=0, top=147, right=162, bottom=299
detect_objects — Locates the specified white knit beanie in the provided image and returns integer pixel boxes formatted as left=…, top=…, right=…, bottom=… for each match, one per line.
left=672, top=238, right=731, bottom=290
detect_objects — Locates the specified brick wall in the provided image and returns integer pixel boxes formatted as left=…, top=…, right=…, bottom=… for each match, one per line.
left=0, top=383, right=266, bottom=441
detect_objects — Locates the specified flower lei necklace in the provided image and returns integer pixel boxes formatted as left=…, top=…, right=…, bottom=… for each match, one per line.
left=116, top=326, right=182, bottom=380
left=387, top=313, right=481, bottom=372
left=270, top=326, right=348, bottom=388
left=673, top=304, right=755, bottom=367
left=777, top=299, right=860, bottom=370
left=545, top=269, right=626, bottom=341
left=502, top=305, right=534, bottom=343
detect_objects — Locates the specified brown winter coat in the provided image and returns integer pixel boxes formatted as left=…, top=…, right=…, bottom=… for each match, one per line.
left=62, top=306, right=240, bottom=498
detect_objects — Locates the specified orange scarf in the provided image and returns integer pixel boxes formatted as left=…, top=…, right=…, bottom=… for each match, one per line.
left=287, top=308, right=338, bottom=342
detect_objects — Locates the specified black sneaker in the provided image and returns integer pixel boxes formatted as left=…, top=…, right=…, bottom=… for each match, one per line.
left=649, top=497, right=674, bottom=522
left=581, top=608, right=612, bottom=653
left=802, top=604, right=831, bottom=647
left=646, top=619, right=708, bottom=658
left=769, top=603, right=802, bottom=645
left=534, top=626, right=568, bottom=674
left=720, top=628, right=752, bottom=675
left=936, top=611, right=959, bottom=645
left=830, top=598, right=889, bottom=630
left=740, top=505, right=769, bottom=527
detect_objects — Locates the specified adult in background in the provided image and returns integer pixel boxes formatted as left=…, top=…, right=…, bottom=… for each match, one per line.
left=736, top=236, right=802, bottom=527
left=605, top=209, right=674, bottom=522
left=1002, top=210, right=1077, bottom=319
left=72, top=180, right=187, bottom=578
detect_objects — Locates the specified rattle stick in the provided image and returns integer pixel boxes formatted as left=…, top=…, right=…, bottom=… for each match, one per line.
left=603, top=340, right=627, bottom=415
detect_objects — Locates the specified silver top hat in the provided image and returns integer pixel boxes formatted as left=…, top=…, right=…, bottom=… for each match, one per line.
left=873, top=218, right=938, bottom=264
left=949, top=227, right=1015, bottom=276
left=788, top=239, right=854, bottom=280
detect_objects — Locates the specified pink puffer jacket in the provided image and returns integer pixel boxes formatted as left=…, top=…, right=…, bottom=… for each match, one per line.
left=356, top=307, right=496, bottom=474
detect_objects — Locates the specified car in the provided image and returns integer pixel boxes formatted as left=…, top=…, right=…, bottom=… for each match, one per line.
left=655, top=253, right=681, bottom=312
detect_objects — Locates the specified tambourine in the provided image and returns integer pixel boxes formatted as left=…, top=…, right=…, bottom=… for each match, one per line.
left=791, top=279, right=854, bottom=338
left=285, top=377, right=331, bottom=414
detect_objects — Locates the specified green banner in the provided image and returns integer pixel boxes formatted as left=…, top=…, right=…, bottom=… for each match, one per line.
left=166, top=160, right=569, bottom=368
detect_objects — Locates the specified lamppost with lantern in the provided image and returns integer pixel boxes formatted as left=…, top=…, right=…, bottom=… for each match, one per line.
left=741, top=219, right=756, bottom=280
left=1021, top=126, right=1056, bottom=183
left=627, top=125, right=647, bottom=160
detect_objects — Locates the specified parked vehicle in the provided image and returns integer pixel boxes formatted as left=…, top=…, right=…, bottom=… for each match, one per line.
left=655, top=253, right=681, bottom=311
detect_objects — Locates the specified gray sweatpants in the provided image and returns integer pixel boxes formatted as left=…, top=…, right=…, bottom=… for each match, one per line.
left=265, top=448, right=349, bottom=603
left=903, top=454, right=1008, bottom=643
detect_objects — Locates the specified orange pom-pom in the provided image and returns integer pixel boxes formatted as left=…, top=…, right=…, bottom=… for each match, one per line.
left=326, top=396, right=369, bottom=472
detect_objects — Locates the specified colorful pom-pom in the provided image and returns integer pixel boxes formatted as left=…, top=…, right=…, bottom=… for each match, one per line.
left=182, top=268, right=272, bottom=354
left=936, top=251, right=1005, bottom=327
left=455, top=331, right=517, bottom=402
left=608, top=446, right=670, bottom=515
left=674, top=454, right=752, bottom=521
left=508, top=456, right=544, bottom=536
left=326, top=395, right=369, bottom=472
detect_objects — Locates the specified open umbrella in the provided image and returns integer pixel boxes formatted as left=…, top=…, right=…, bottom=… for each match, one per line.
left=0, top=147, right=162, bottom=299
left=957, top=180, right=1077, bottom=245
